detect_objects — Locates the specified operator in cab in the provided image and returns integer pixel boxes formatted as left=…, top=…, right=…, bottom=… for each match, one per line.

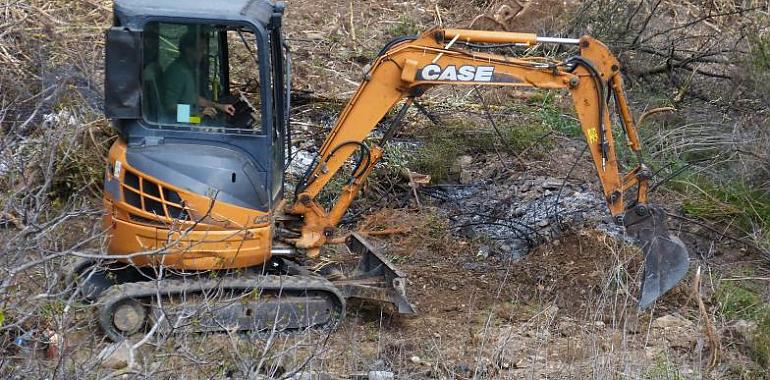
left=164, top=31, right=236, bottom=121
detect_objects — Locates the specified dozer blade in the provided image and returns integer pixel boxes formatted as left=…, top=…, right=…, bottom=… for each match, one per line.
left=335, top=233, right=416, bottom=314
left=624, top=205, right=690, bottom=309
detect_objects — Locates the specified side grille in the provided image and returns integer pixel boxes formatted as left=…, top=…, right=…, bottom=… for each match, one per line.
left=121, top=169, right=189, bottom=221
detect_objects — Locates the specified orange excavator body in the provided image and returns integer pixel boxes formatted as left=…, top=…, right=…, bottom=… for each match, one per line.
left=103, top=140, right=273, bottom=270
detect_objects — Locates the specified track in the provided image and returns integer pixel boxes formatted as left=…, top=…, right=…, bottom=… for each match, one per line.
left=96, top=274, right=346, bottom=342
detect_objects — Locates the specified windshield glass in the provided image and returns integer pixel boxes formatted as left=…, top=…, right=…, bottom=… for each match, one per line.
left=142, top=21, right=263, bottom=132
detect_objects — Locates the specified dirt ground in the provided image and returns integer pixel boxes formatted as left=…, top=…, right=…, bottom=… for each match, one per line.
left=303, top=146, right=765, bottom=379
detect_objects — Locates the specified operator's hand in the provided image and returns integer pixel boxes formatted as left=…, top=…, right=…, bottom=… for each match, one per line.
left=216, top=103, right=236, bottom=116
left=202, top=106, right=218, bottom=118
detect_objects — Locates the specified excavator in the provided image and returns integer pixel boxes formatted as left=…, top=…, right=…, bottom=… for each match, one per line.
left=69, top=0, right=690, bottom=341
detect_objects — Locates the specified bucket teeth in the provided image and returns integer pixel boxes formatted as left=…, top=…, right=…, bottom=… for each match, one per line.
left=624, top=205, right=690, bottom=309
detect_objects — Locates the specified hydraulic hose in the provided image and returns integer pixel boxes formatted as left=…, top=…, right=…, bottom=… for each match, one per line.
left=566, top=56, right=609, bottom=170
left=294, top=141, right=372, bottom=200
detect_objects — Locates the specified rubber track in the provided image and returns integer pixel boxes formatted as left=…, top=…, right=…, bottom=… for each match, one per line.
left=97, top=275, right=346, bottom=342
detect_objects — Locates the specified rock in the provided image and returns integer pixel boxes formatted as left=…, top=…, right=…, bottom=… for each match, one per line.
left=455, top=155, right=473, bottom=167
left=537, top=219, right=550, bottom=227
left=303, top=31, right=326, bottom=40
left=652, top=314, right=696, bottom=349
left=624, top=315, right=641, bottom=334
left=97, top=341, right=135, bottom=370
left=557, top=320, right=578, bottom=337
left=410, top=355, right=422, bottom=364
left=644, top=345, right=663, bottom=359
left=731, top=320, right=758, bottom=343
left=652, top=314, right=694, bottom=330
left=476, top=245, right=490, bottom=259
left=669, top=334, right=697, bottom=349
left=454, top=362, right=471, bottom=374
left=368, top=371, right=394, bottom=380
left=371, top=359, right=386, bottom=370
left=451, top=155, right=474, bottom=184
left=459, top=225, right=478, bottom=239
left=288, top=372, right=336, bottom=380
left=540, top=178, right=564, bottom=191
left=463, top=262, right=482, bottom=271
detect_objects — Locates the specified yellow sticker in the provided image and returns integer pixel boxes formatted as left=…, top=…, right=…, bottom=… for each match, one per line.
left=189, top=116, right=202, bottom=124
left=587, top=128, right=599, bottom=145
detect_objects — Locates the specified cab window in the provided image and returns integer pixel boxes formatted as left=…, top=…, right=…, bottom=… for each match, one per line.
left=141, top=22, right=263, bottom=132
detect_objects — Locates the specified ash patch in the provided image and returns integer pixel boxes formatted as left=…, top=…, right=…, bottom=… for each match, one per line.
left=423, top=176, right=625, bottom=258
left=286, top=149, right=315, bottom=177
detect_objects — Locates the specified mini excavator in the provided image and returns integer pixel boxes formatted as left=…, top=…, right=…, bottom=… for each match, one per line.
left=70, top=0, right=690, bottom=341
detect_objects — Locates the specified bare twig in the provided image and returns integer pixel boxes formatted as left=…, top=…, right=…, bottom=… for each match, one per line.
left=692, top=266, right=721, bottom=369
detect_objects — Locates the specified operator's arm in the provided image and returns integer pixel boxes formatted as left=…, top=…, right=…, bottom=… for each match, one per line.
left=164, top=61, right=235, bottom=118
left=197, top=96, right=236, bottom=117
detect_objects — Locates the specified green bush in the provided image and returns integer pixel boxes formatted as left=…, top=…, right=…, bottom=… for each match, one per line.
left=411, top=118, right=553, bottom=181
left=411, top=128, right=464, bottom=181
left=716, top=281, right=765, bottom=321
left=536, top=91, right=580, bottom=136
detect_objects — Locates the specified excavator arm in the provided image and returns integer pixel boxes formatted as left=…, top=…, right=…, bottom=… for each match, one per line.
left=288, top=28, right=689, bottom=308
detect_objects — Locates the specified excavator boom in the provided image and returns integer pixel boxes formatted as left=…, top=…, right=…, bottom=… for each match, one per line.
left=289, top=28, right=689, bottom=308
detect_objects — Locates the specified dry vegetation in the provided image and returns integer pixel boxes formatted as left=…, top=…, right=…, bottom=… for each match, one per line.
left=1, top=0, right=769, bottom=379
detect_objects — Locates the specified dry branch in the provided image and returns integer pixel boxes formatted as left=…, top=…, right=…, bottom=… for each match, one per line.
left=692, top=266, right=721, bottom=369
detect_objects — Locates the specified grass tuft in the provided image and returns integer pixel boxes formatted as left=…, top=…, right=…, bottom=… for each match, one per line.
left=676, top=177, right=770, bottom=249
left=535, top=91, right=581, bottom=136
left=387, top=16, right=422, bottom=37
left=411, top=118, right=553, bottom=181
left=751, top=311, right=770, bottom=370
left=716, top=281, right=765, bottom=322
left=643, top=353, right=687, bottom=380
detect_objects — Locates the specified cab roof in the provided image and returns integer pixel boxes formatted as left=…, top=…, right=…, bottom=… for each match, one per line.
left=113, top=0, right=282, bottom=29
